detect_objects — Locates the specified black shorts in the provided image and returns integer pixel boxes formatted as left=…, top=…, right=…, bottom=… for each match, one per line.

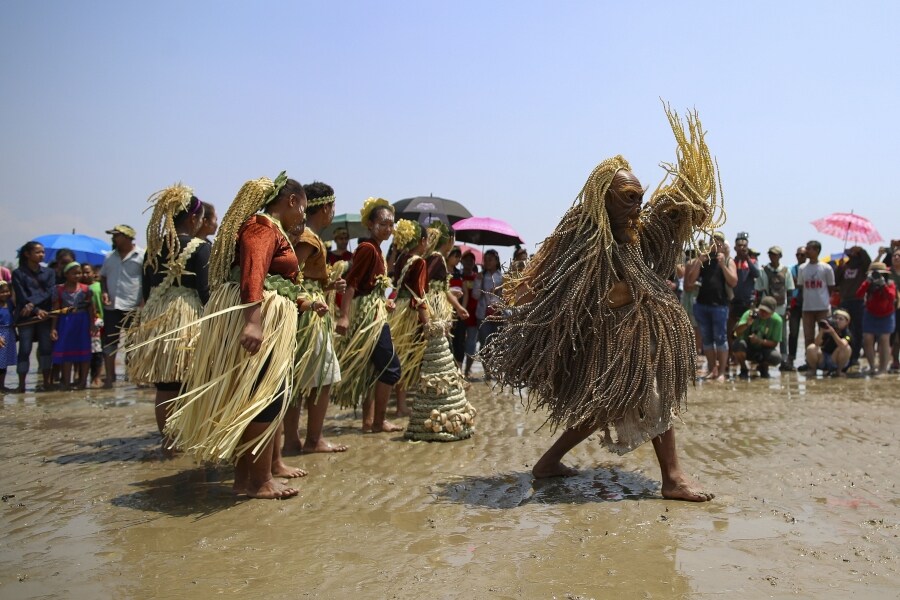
left=249, top=354, right=287, bottom=423
left=372, top=323, right=402, bottom=385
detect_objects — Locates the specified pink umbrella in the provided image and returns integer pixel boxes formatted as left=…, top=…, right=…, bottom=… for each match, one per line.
left=452, top=216, right=524, bottom=247
left=457, top=243, right=483, bottom=264
left=811, top=212, right=883, bottom=247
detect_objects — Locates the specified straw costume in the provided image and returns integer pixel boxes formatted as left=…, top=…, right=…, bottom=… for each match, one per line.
left=126, top=185, right=209, bottom=386
left=332, top=198, right=400, bottom=408
left=292, top=193, right=342, bottom=400
left=481, top=106, right=724, bottom=455
left=165, top=173, right=303, bottom=461
left=405, top=319, right=477, bottom=441
left=387, top=220, right=437, bottom=393
left=424, top=222, right=457, bottom=323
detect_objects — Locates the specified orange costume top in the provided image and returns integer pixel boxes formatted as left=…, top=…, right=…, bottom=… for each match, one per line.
left=345, top=240, right=387, bottom=296
left=236, top=215, right=299, bottom=303
left=297, top=229, right=327, bottom=283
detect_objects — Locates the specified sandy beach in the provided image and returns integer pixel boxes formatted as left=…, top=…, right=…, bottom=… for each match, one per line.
left=1, top=365, right=898, bottom=599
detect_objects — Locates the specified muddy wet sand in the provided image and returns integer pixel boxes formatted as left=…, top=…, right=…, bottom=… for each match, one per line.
left=1, top=368, right=898, bottom=599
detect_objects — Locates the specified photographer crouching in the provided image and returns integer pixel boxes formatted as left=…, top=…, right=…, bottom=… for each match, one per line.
left=805, top=310, right=852, bottom=377
left=732, top=296, right=783, bottom=379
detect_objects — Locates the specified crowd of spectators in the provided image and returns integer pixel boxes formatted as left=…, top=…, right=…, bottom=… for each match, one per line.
left=1, top=225, right=145, bottom=392
left=681, top=232, right=899, bottom=380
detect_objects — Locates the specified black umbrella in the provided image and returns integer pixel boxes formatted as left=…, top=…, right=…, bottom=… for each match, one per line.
left=393, top=195, right=472, bottom=226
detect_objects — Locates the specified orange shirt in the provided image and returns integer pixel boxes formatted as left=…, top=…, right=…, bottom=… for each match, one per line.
left=236, top=215, right=299, bottom=304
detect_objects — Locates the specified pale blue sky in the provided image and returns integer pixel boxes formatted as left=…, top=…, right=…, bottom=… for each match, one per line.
left=2, top=1, right=898, bottom=265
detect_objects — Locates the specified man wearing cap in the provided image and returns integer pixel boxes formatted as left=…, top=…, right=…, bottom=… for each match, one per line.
left=783, top=246, right=808, bottom=370
left=99, top=225, right=144, bottom=388
left=732, top=295, right=783, bottom=378
left=755, top=246, right=795, bottom=367
left=326, top=227, right=353, bottom=265
left=727, top=233, right=760, bottom=356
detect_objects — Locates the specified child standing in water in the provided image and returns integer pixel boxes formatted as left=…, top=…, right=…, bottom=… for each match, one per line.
left=0, top=281, right=16, bottom=391
left=51, top=263, right=96, bottom=389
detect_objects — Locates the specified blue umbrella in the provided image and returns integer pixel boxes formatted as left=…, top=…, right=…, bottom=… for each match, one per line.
left=33, top=233, right=111, bottom=266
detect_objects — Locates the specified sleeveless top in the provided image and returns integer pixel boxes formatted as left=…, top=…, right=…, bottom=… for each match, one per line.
left=298, top=229, right=328, bottom=283
left=696, top=258, right=728, bottom=306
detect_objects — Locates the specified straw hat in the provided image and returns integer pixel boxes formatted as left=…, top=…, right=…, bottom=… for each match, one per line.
left=868, top=261, right=890, bottom=274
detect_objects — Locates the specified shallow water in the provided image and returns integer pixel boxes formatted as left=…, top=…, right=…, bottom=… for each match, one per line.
left=1, top=367, right=898, bottom=599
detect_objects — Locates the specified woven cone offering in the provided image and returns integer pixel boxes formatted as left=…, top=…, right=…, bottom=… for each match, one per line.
left=405, top=320, right=476, bottom=442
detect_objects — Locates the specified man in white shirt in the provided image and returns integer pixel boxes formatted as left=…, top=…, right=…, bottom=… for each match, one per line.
left=796, top=239, right=835, bottom=371
left=99, top=224, right=144, bottom=387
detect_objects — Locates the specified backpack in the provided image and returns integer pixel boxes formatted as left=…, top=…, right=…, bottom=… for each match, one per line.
left=764, top=264, right=787, bottom=306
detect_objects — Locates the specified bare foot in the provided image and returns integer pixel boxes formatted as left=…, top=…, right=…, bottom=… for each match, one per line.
left=246, top=478, right=299, bottom=500
left=281, top=440, right=304, bottom=456
left=661, top=477, right=715, bottom=502
left=370, top=420, right=404, bottom=433
left=361, top=423, right=373, bottom=433
left=301, top=439, right=349, bottom=453
left=532, top=461, right=579, bottom=479
left=234, top=477, right=290, bottom=495
left=271, top=461, right=307, bottom=478
left=393, top=408, right=412, bottom=418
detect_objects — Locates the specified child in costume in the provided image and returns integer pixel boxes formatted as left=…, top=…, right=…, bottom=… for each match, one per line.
left=386, top=219, right=433, bottom=416
left=51, top=263, right=95, bottom=389
left=333, top=198, right=403, bottom=432
left=405, top=223, right=478, bottom=442
left=481, top=105, right=722, bottom=501
left=166, top=172, right=318, bottom=500
left=125, top=187, right=209, bottom=453
left=425, top=222, right=469, bottom=324
left=283, top=181, right=349, bottom=454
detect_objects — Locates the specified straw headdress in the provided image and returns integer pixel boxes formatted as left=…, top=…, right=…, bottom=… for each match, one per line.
left=208, top=171, right=287, bottom=287
left=144, top=183, right=195, bottom=272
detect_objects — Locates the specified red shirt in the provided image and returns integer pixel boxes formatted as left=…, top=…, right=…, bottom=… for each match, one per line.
left=235, top=215, right=299, bottom=304
left=856, top=279, right=897, bottom=318
left=345, top=240, right=385, bottom=296
left=327, top=249, right=353, bottom=266
left=395, top=254, right=427, bottom=306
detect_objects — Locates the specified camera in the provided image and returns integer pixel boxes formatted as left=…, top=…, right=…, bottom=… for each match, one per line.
left=869, top=271, right=887, bottom=288
left=818, top=318, right=832, bottom=329
left=749, top=310, right=759, bottom=319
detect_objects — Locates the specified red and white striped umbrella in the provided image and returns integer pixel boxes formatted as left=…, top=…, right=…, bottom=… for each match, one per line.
left=811, top=212, right=883, bottom=245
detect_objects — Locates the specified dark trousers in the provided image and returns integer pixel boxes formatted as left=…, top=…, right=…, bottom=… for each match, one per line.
left=840, top=297, right=865, bottom=366
left=788, top=307, right=803, bottom=361
left=17, top=320, right=53, bottom=375
left=451, top=318, right=467, bottom=364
